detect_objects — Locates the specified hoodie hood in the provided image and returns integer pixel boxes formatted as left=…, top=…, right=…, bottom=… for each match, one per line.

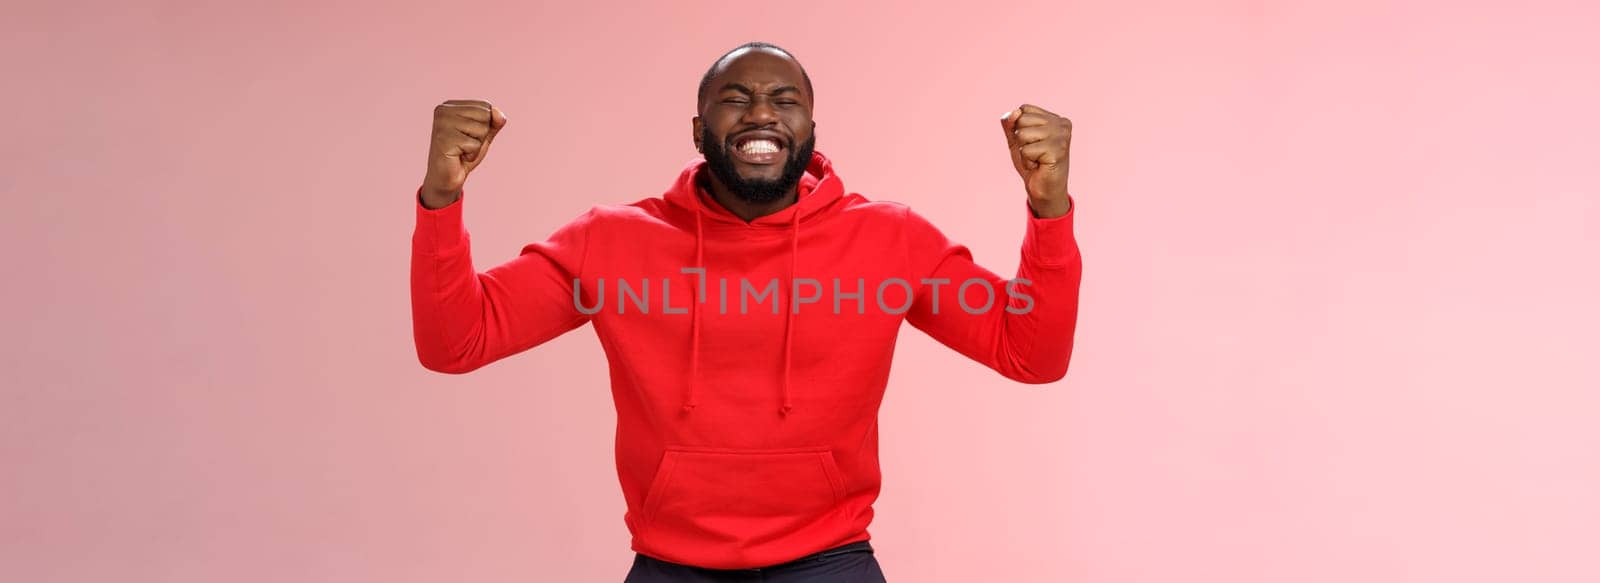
left=664, top=150, right=846, bottom=417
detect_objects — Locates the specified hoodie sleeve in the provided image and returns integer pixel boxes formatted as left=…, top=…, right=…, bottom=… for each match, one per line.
left=903, top=196, right=1082, bottom=383
left=410, top=187, right=595, bottom=374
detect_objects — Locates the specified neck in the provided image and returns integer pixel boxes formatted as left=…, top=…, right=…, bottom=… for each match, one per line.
left=699, top=174, right=799, bottom=223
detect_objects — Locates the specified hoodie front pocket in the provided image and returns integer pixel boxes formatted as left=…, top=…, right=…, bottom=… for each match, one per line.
left=638, top=445, right=848, bottom=546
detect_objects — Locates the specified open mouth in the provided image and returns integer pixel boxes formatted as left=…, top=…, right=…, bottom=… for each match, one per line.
left=729, top=132, right=787, bottom=165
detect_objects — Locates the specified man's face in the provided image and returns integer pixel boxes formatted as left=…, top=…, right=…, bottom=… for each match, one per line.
left=694, top=48, right=816, bottom=204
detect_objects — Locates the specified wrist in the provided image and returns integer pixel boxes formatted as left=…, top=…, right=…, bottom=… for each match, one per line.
left=1027, top=196, right=1072, bottom=219
left=419, top=185, right=462, bottom=209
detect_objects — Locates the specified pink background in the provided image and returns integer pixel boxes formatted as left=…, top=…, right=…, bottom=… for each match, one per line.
left=4, top=1, right=1598, bottom=581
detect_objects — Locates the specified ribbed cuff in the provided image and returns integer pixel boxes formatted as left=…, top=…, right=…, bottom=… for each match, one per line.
left=414, top=186, right=468, bottom=253
left=1022, top=194, right=1078, bottom=267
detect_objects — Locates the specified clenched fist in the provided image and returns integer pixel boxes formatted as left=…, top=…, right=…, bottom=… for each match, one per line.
left=420, top=99, right=508, bottom=209
left=1000, top=104, right=1073, bottom=218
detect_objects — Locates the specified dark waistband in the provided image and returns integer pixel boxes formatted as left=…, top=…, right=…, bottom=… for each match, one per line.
left=784, top=540, right=874, bottom=564
left=635, top=540, right=875, bottom=571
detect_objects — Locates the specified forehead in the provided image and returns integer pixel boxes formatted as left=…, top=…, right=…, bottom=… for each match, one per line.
left=709, top=48, right=806, bottom=89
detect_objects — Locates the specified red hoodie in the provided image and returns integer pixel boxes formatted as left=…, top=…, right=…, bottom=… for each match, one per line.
left=410, top=150, right=1081, bottom=569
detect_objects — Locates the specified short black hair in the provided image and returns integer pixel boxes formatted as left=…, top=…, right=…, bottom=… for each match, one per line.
left=697, top=41, right=814, bottom=109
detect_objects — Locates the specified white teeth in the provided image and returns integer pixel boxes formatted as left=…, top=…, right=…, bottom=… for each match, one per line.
left=739, top=139, right=779, bottom=155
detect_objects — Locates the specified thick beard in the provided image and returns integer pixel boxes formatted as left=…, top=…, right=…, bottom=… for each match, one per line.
left=700, top=127, right=816, bottom=205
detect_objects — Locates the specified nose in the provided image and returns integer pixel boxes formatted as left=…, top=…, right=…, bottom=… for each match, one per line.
left=741, top=97, right=780, bottom=126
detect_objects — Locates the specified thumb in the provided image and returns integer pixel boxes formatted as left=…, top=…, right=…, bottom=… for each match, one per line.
left=1000, top=107, right=1025, bottom=173
left=484, top=106, right=508, bottom=147
left=470, top=107, right=508, bottom=169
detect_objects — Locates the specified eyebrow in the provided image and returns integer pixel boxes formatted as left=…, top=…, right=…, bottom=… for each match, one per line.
left=718, top=83, right=803, bottom=97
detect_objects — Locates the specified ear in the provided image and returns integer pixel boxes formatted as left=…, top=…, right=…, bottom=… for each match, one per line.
left=692, top=116, right=704, bottom=153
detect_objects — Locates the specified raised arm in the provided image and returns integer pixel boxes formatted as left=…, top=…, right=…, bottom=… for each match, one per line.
left=410, top=99, right=594, bottom=374
left=904, top=103, right=1082, bottom=383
